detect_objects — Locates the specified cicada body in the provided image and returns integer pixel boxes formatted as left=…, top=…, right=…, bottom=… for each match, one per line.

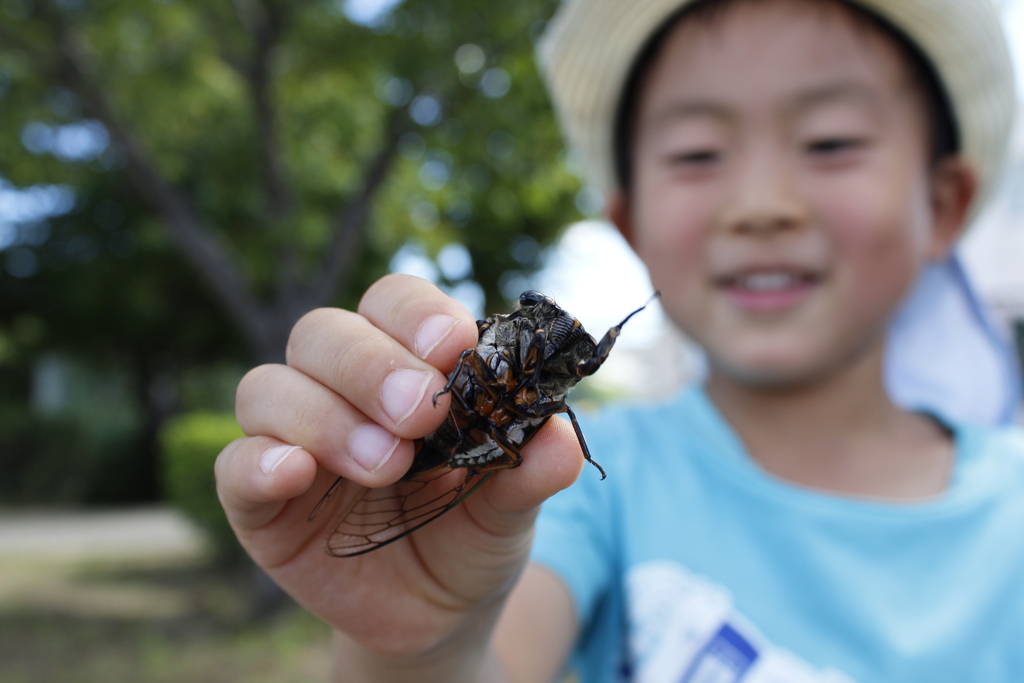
left=310, top=290, right=659, bottom=557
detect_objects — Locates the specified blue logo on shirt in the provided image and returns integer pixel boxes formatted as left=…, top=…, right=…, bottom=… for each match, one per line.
left=679, top=623, right=759, bottom=683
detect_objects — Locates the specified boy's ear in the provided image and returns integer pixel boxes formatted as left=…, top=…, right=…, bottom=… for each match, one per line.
left=928, top=157, right=977, bottom=261
left=607, top=190, right=636, bottom=249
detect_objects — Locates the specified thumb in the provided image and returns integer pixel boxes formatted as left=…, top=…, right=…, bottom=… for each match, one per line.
left=400, top=414, right=587, bottom=597
left=468, top=415, right=587, bottom=532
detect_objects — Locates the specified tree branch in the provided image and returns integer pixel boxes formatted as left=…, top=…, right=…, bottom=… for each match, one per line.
left=306, top=109, right=408, bottom=309
left=241, top=0, right=296, bottom=222
left=40, top=5, right=276, bottom=356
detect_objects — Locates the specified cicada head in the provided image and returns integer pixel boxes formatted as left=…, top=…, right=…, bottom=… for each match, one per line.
left=517, top=291, right=596, bottom=379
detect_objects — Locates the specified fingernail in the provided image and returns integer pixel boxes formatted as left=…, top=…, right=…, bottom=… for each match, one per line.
left=381, top=368, right=432, bottom=425
left=415, top=315, right=459, bottom=360
left=260, top=445, right=300, bottom=475
left=349, top=424, right=400, bottom=473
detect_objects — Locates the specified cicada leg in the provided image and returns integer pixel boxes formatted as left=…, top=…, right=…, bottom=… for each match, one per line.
left=523, top=328, right=547, bottom=387
left=457, top=351, right=506, bottom=410
left=507, top=327, right=547, bottom=399
left=433, top=347, right=476, bottom=407
left=511, top=400, right=606, bottom=480
left=487, top=424, right=525, bottom=469
left=434, top=341, right=508, bottom=408
left=564, top=403, right=606, bottom=479
left=441, top=355, right=508, bottom=461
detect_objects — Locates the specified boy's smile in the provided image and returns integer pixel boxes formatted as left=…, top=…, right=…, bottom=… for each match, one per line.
left=716, top=269, right=821, bottom=313
left=610, top=0, right=972, bottom=390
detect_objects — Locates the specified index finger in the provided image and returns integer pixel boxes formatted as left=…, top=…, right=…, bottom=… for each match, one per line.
left=358, top=274, right=480, bottom=372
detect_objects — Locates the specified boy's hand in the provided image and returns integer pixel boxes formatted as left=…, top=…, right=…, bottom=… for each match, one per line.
left=215, top=274, right=584, bottom=672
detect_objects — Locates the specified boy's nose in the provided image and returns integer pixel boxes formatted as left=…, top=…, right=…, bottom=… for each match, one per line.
left=716, top=158, right=808, bottom=237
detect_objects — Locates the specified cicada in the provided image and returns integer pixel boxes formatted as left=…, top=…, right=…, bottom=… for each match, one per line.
left=309, top=290, right=659, bottom=557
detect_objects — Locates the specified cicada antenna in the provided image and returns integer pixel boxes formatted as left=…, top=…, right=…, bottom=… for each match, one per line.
left=577, top=291, right=662, bottom=377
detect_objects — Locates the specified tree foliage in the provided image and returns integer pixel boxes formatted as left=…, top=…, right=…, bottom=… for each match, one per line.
left=0, top=0, right=582, bottom=503
left=0, top=0, right=581, bottom=361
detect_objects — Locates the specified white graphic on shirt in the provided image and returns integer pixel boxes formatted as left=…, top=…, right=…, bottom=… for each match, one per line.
left=625, top=561, right=859, bottom=683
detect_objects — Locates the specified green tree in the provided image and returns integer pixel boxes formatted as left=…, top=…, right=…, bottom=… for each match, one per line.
left=0, top=0, right=583, bottom=504
left=0, top=0, right=581, bottom=366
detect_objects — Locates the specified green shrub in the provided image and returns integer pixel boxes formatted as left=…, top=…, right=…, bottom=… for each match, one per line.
left=160, top=412, right=245, bottom=562
left=0, top=402, right=91, bottom=504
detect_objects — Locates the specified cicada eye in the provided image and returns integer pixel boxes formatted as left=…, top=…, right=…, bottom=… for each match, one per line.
left=519, top=291, right=545, bottom=307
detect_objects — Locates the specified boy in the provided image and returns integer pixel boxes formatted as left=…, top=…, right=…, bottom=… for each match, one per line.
left=216, top=0, right=1024, bottom=680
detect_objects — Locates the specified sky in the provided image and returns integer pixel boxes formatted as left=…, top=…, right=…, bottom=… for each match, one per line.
left=1004, top=1, right=1024, bottom=99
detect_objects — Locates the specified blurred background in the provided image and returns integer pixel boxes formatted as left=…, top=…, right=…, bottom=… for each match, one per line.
left=0, top=0, right=1022, bottom=680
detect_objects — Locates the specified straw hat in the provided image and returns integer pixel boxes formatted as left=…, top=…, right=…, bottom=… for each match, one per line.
left=537, top=0, right=1016, bottom=219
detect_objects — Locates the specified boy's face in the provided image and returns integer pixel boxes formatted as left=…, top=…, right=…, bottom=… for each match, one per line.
left=611, top=0, right=973, bottom=388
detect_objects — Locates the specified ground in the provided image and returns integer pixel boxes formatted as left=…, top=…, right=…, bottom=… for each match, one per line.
left=0, top=507, right=332, bottom=683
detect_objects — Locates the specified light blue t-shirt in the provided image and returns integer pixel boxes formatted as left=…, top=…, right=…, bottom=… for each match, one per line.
left=531, top=387, right=1024, bottom=683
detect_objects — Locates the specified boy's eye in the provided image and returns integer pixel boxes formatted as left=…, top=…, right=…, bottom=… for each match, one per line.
left=805, top=137, right=867, bottom=155
left=667, top=149, right=721, bottom=166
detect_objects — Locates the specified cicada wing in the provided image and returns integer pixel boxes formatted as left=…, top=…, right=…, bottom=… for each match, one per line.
left=321, top=467, right=497, bottom=558
left=307, top=475, right=347, bottom=523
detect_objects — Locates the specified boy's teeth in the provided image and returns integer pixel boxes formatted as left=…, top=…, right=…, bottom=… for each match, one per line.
left=740, top=272, right=796, bottom=291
